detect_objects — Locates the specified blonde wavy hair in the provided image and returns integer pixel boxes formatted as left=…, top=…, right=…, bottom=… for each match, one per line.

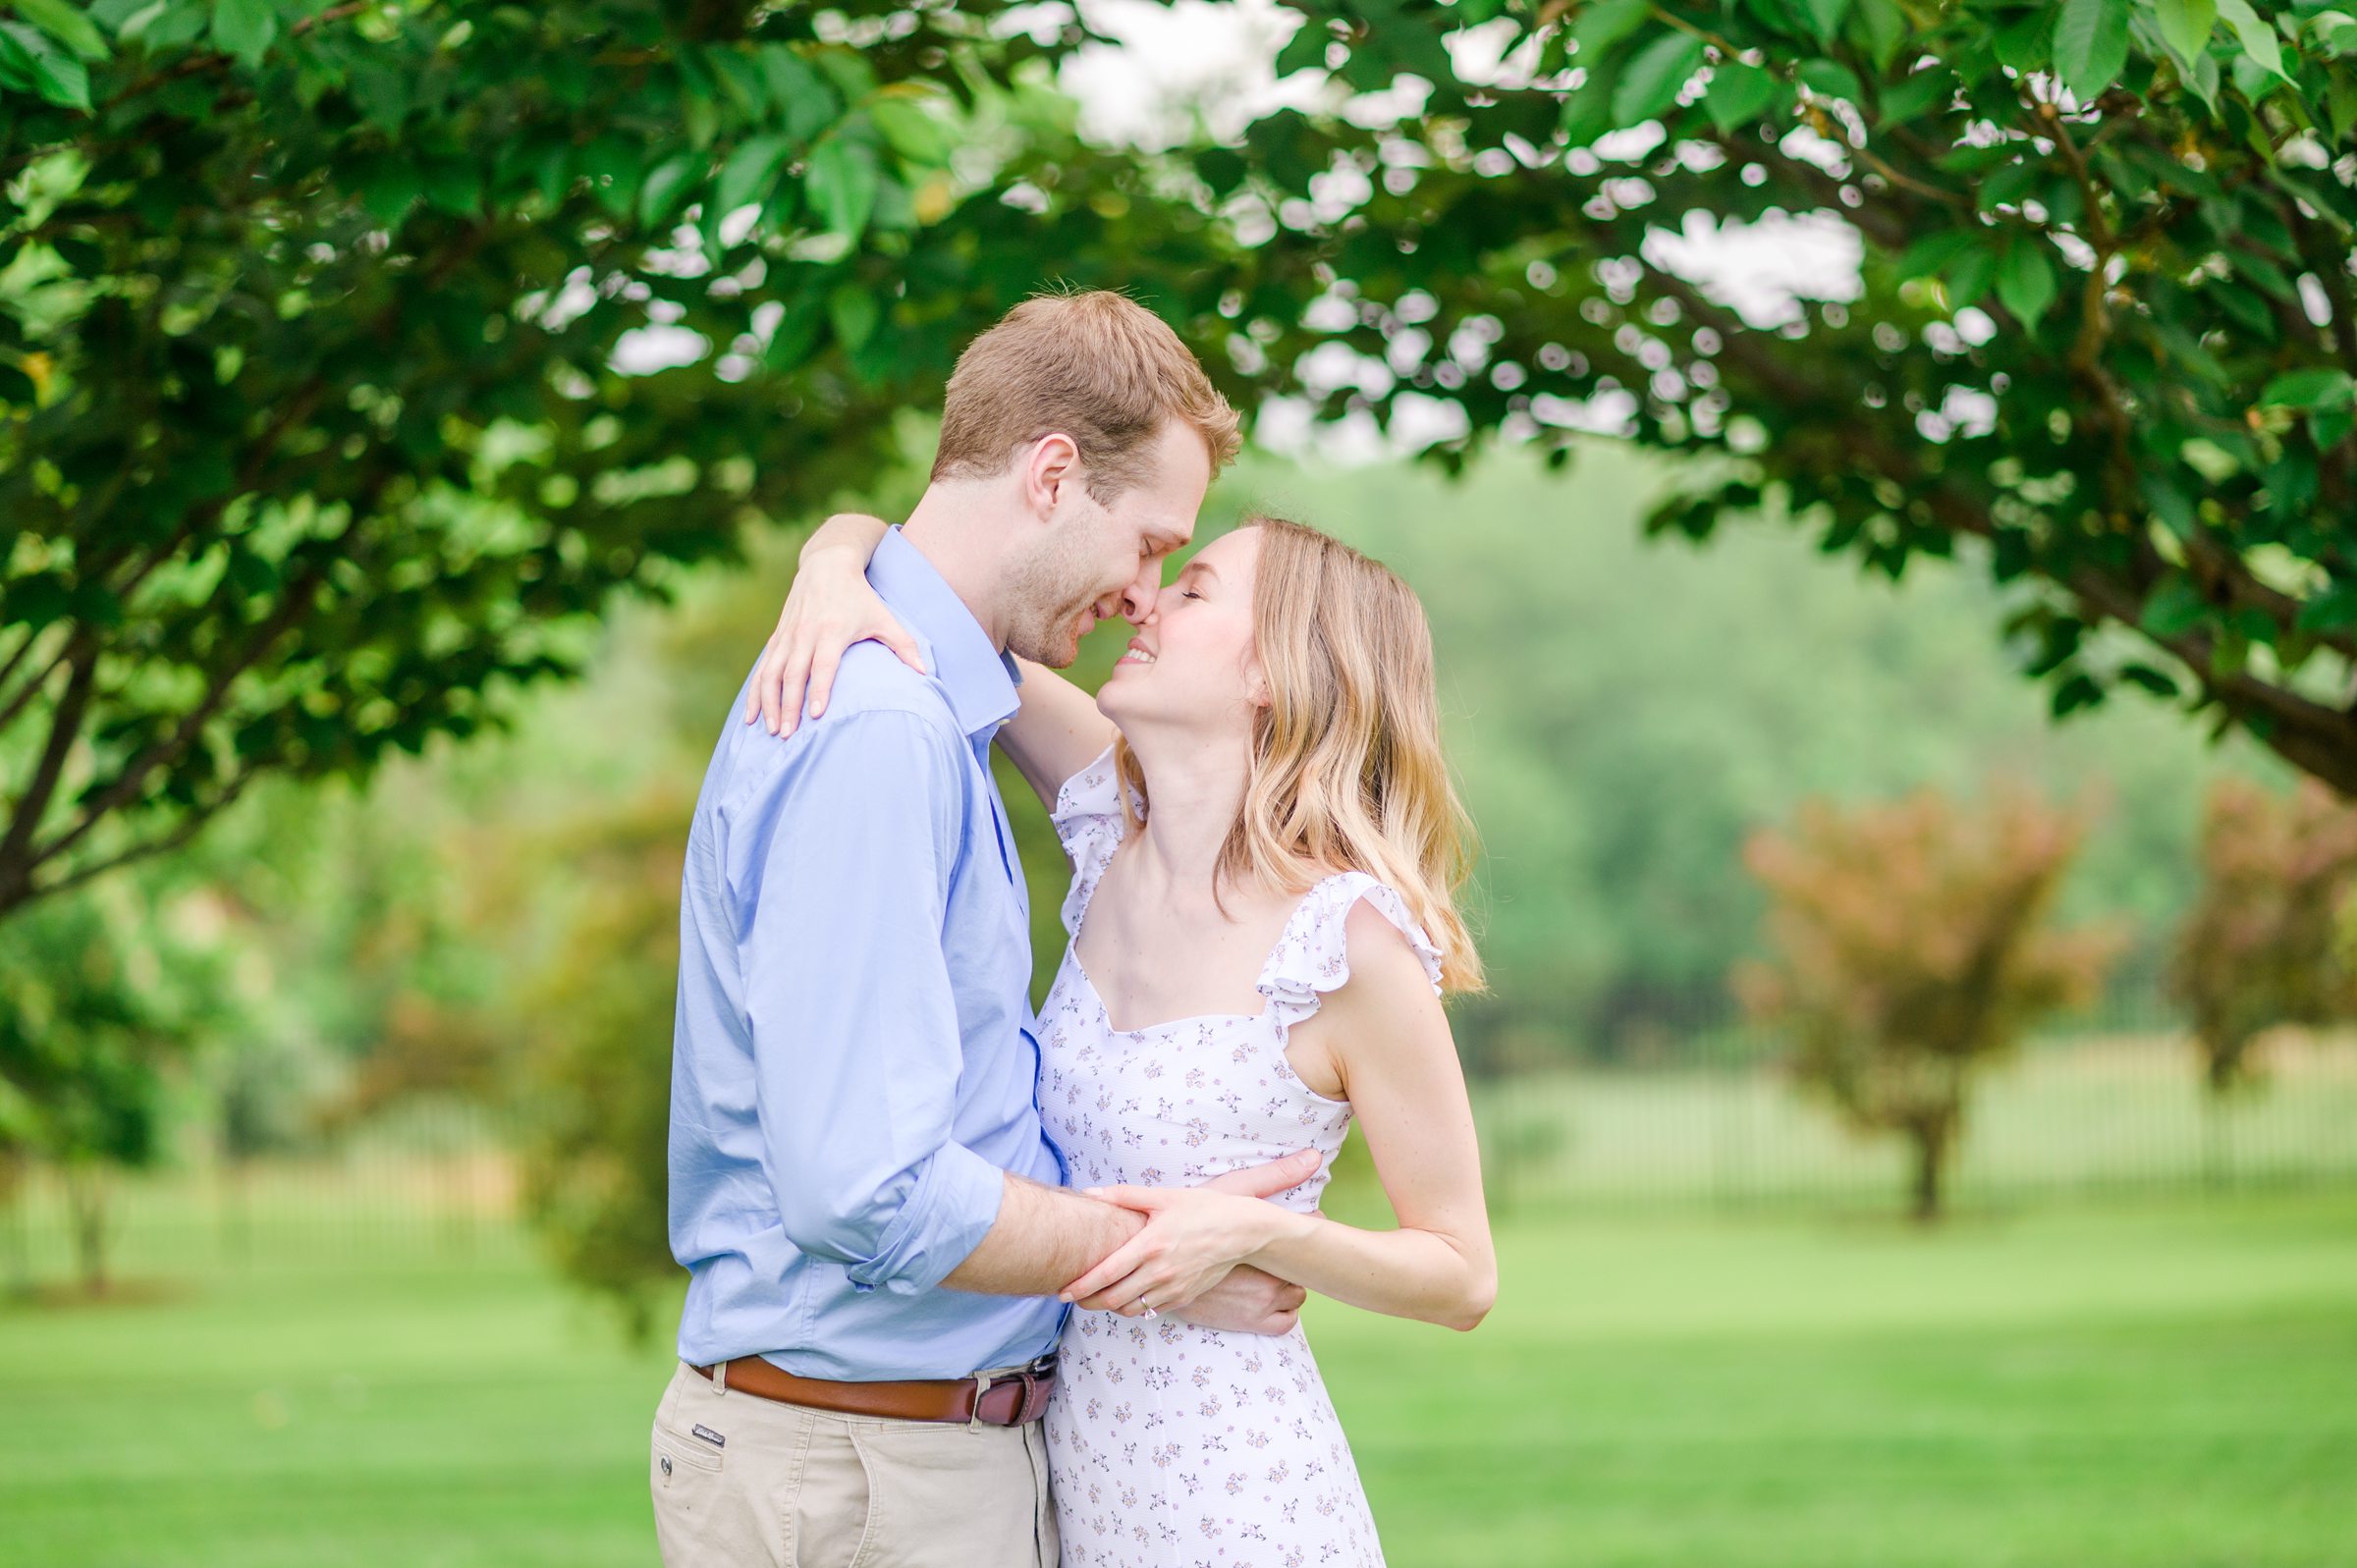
left=1112, top=516, right=1485, bottom=995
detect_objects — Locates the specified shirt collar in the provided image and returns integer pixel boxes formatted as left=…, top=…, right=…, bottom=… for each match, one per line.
left=868, top=525, right=1022, bottom=742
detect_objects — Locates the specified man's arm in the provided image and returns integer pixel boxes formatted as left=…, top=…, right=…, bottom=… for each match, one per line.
left=943, top=1162, right=1321, bottom=1308
left=941, top=1172, right=1143, bottom=1296
left=734, top=707, right=1020, bottom=1296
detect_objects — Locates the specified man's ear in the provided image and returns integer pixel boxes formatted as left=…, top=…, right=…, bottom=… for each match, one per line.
left=1022, top=433, right=1082, bottom=519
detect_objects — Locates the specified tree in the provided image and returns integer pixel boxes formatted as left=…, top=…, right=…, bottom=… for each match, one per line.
left=510, top=783, right=689, bottom=1343
left=23, top=0, right=2357, bottom=931
left=1185, top=1, right=2357, bottom=795
left=0, top=0, right=1249, bottom=921
left=2171, top=775, right=2357, bottom=1089
left=0, top=874, right=239, bottom=1291
left=1737, top=785, right=2118, bottom=1218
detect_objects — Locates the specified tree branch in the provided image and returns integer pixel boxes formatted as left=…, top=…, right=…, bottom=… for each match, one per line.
left=21, top=765, right=265, bottom=911
left=0, top=638, right=95, bottom=904
left=0, top=630, right=77, bottom=740
left=24, top=542, right=344, bottom=879
left=0, top=623, right=48, bottom=720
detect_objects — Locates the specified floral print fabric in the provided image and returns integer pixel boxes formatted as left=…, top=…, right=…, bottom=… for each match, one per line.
left=1035, top=747, right=1443, bottom=1567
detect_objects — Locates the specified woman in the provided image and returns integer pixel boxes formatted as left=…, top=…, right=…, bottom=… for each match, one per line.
left=749, top=511, right=1495, bottom=1568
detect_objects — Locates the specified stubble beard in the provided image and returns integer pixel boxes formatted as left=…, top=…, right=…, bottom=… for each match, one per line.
left=1005, top=588, right=1098, bottom=669
left=1005, top=527, right=1116, bottom=669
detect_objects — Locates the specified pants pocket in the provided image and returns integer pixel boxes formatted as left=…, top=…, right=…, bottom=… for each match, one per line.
left=650, top=1418, right=737, bottom=1568
left=790, top=1425, right=876, bottom=1568
left=654, top=1420, right=726, bottom=1480
left=820, top=1422, right=1045, bottom=1568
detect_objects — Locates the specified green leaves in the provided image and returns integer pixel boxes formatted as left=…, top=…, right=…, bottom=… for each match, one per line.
left=637, top=150, right=702, bottom=228
left=1795, top=57, right=1864, bottom=102
left=2258, top=368, right=2357, bottom=412
left=2154, top=0, right=2220, bottom=65
left=1876, top=64, right=1956, bottom=127
left=0, top=19, right=90, bottom=108
left=714, top=133, right=790, bottom=217
left=1612, top=31, right=1704, bottom=124
left=870, top=93, right=951, bottom=167
left=12, top=0, right=109, bottom=61
left=2140, top=575, right=2214, bottom=639
left=2055, top=0, right=2131, bottom=99
left=1570, top=0, right=1651, bottom=56
left=2296, top=585, right=2357, bottom=634
left=806, top=135, right=879, bottom=243
left=209, top=0, right=278, bottom=71
left=1997, top=241, right=2058, bottom=330
left=2216, top=0, right=2294, bottom=83
left=0, top=0, right=1231, bottom=928
left=827, top=282, right=879, bottom=354
left=1793, top=0, right=1853, bottom=41
left=1704, top=61, right=1782, bottom=132
left=1178, top=4, right=2357, bottom=799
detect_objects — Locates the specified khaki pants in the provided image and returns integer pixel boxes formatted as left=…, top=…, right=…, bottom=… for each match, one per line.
left=649, top=1361, right=1059, bottom=1568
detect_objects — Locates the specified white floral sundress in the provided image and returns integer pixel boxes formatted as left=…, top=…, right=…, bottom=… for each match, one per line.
left=1037, top=746, right=1446, bottom=1568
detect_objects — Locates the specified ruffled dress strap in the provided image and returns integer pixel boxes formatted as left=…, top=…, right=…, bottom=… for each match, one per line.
left=1254, top=870, right=1445, bottom=1032
left=1048, top=744, right=1139, bottom=937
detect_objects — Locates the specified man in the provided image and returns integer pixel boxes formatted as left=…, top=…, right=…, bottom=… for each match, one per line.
left=654, top=293, right=1314, bottom=1567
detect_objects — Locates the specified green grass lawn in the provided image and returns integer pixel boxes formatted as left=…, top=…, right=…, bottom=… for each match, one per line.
left=3, top=1191, right=2354, bottom=1567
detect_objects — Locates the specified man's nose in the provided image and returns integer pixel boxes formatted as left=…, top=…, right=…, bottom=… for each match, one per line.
left=1118, top=572, right=1159, bottom=624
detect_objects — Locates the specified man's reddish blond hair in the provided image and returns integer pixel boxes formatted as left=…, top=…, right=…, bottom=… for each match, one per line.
left=932, top=291, right=1241, bottom=501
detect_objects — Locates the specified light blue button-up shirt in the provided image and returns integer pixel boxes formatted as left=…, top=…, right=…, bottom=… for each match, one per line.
left=669, top=526, right=1069, bottom=1380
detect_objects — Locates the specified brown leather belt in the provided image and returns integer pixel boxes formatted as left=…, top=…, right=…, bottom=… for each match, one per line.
left=690, top=1353, right=1058, bottom=1427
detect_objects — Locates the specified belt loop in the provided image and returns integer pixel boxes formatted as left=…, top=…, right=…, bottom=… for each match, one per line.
left=968, top=1372, right=993, bottom=1434
left=714, top=1358, right=729, bottom=1397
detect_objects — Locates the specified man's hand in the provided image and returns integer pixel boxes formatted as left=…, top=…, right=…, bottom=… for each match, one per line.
left=1057, top=1148, right=1322, bottom=1328
left=1169, top=1265, right=1308, bottom=1336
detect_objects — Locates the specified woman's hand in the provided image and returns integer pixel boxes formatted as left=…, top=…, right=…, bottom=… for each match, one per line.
left=1059, top=1185, right=1299, bottom=1318
left=743, top=514, right=927, bottom=737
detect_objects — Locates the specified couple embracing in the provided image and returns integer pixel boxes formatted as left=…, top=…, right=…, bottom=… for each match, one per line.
left=653, top=291, right=1494, bottom=1568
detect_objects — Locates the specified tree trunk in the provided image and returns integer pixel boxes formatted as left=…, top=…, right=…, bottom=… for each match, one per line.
left=65, top=1168, right=109, bottom=1297
left=1908, top=1121, right=1949, bottom=1223
left=2199, top=1082, right=2232, bottom=1193
left=0, top=1152, right=27, bottom=1296
left=2203, top=1032, right=2248, bottom=1096
left=221, top=1156, right=250, bottom=1265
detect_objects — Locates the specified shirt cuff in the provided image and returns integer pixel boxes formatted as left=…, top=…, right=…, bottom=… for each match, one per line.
left=845, top=1142, right=1007, bottom=1297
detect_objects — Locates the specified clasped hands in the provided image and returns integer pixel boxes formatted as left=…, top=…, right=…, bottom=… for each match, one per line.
left=1059, top=1148, right=1321, bottom=1335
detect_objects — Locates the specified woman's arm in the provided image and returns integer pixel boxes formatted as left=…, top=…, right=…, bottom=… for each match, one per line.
left=999, top=654, right=1119, bottom=811
left=1061, top=904, right=1498, bottom=1332
left=744, top=514, right=927, bottom=736
left=748, top=514, right=1120, bottom=813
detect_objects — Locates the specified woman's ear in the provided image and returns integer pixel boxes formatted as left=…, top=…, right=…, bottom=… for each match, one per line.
left=1241, top=649, right=1272, bottom=710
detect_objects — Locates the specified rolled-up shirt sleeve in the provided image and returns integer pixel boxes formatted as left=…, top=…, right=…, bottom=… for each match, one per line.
left=722, top=707, right=1007, bottom=1297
